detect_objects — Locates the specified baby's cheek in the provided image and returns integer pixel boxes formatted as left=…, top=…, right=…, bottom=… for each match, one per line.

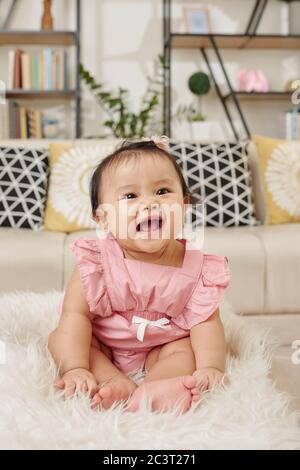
left=117, top=202, right=138, bottom=237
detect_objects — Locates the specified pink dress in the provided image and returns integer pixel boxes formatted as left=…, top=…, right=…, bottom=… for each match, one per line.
left=58, top=231, right=230, bottom=376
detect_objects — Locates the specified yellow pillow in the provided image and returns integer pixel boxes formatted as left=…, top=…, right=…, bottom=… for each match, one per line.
left=253, top=135, right=300, bottom=225
left=44, top=141, right=119, bottom=232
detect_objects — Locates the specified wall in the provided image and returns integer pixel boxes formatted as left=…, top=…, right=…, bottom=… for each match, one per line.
left=1, top=0, right=299, bottom=140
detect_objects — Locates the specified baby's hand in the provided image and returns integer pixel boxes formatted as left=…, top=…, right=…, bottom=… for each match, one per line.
left=193, top=367, right=227, bottom=392
left=54, top=367, right=99, bottom=399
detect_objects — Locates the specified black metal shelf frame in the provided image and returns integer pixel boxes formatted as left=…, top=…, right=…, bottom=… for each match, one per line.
left=163, top=0, right=299, bottom=141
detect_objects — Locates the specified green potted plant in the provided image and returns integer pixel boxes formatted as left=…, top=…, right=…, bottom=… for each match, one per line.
left=187, top=71, right=213, bottom=140
left=79, top=55, right=166, bottom=138
left=277, top=0, right=300, bottom=34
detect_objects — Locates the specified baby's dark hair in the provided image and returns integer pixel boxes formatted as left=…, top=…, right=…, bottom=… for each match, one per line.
left=89, top=139, right=197, bottom=217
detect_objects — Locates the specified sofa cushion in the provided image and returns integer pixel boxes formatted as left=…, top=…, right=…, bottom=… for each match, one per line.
left=0, top=146, right=49, bottom=230
left=253, top=135, right=300, bottom=225
left=202, top=226, right=265, bottom=314
left=247, top=141, right=266, bottom=224
left=44, top=140, right=119, bottom=232
left=0, top=227, right=65, bottom=292
left=169, top=141, right=258, bottom=227
left=252, top=223, right=300, bottom=314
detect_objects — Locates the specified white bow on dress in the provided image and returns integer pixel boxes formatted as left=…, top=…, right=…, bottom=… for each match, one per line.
left=132, top=315, right=171, bottom=342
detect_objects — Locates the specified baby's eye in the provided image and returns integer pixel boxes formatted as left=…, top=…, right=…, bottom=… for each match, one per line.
left=157, top=187, right=170, bottom=195
left=122, top=193, right=137, bottom=200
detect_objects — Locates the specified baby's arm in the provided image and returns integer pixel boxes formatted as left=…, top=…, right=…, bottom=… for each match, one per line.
left=48, top=267, right=98, bottom=397
left=190, top=308, right=227, bottom=391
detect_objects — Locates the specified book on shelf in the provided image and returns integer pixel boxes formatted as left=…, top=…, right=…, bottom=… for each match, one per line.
left=13, top=49, right=22, bottom=89
left=7, top=48, right=70, bottom=91
left=0, top=102, right=9, bottom=140
left=285, top=108, right=300, bottom=140
left=0, top=101, right=66, bottom=139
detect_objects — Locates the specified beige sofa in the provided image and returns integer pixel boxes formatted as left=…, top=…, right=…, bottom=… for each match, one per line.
left=0, top=139, right=300, bottom=317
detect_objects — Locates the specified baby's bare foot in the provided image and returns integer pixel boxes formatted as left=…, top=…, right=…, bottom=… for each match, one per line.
left=126, top=376, right=199, bottom=414
left=91, top=376, right=137, bottom=410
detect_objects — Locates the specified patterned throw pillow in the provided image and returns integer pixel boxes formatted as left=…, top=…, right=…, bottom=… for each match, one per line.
left=44, top=141, right=119, bottom=232
left=0, top=146, right=49, bottom=230
left=252, top=135, right=300, bottom=225
left=169, top=141, right=257, bottom=227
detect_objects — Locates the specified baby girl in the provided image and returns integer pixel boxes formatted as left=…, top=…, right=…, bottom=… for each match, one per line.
left=48, top=136, right=230, bottom=413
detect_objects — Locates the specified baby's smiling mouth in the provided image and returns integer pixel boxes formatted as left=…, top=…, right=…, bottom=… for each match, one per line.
left=136, top=215, right=164, bottom=233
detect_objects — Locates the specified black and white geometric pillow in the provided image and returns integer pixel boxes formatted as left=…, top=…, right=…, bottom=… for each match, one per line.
left=169, top=141, right=258, bottom=227
left=0, top=146, right=50, bottom=230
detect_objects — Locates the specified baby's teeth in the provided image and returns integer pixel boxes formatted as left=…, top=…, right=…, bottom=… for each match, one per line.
left=140, top=220, right=160, bottom=232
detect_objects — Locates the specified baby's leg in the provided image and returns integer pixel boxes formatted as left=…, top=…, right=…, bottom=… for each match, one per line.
left=144, top=337, right=195, bottom=381
left=89, top=336, right=137, bottom=409
left=127, top=338, right=199, bottom=413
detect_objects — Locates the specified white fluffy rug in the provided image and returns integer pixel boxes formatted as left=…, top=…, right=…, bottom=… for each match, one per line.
left=0, top=290, right=299, bottom=450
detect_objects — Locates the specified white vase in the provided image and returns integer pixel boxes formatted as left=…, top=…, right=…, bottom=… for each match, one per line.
left=289, top=2, right=300, bottom=34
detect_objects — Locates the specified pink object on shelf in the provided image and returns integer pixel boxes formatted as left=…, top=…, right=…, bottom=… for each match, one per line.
left=237, top=69, right=269, bottom=92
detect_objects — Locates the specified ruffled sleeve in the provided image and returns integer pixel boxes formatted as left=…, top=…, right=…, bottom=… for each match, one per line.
left=70, top=237, right=112, bottom=317
left=171, top=254, right=230, bottom=330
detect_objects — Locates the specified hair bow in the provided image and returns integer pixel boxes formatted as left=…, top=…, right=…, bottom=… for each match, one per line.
left=142, top=135, right=170, bottom=151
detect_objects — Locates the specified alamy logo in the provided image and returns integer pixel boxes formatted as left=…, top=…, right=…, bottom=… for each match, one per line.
left=291, top=340, right=300, bottom=365
left=291, top=80, right=300, bottom=105
left=0, top=80, right=6, bottom=105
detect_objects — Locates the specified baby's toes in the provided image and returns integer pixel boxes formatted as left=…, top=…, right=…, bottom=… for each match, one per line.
left=87, top=381, right=99, bottom=397
left=98, top=385, right=116, bottom=409
left=126, top=388, right=141, bottom=412
left=90, top=391, right=102, bottom=409
left=181, top=375, right=196, bottom=390
left=99, top=385, right=113, bottom=399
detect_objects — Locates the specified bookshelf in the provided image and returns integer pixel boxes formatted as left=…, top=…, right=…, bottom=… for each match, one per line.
left=169, top=33, right=300, bottom=50
left=0, top=0, right=81, bottom=139
left=5, top=90, right=76, bottom=99
left=163, top=0, right=300, bottom=140
left=223, top=91, right=297, bottom=102
left=0, top=31, right=76, bottom=46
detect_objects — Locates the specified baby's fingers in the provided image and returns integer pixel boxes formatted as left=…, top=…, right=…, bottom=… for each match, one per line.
left=78, top=380, right=89, bottom=394
left=64, top=380, right=76, bottom=399
left=222, top=374, right=230, bottom=386
left=208, top=373, right=221, bottom=389
left=196, top=375, right=209, bottom=392
left=87, top=380, right=99, bottom=398
left=54, top=378, right=65, bottom=389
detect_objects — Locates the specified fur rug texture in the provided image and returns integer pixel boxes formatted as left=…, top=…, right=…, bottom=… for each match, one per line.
left=0, top=290, right=299, bottom=450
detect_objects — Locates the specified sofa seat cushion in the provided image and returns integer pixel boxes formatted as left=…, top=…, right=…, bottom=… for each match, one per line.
left=0, top=227, right=65, bottom=292
left=204, top=223, right=300, bottom=314
left=203, top=226, right=265, bottom=314
left=251, top=223, right=300, bottom=314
